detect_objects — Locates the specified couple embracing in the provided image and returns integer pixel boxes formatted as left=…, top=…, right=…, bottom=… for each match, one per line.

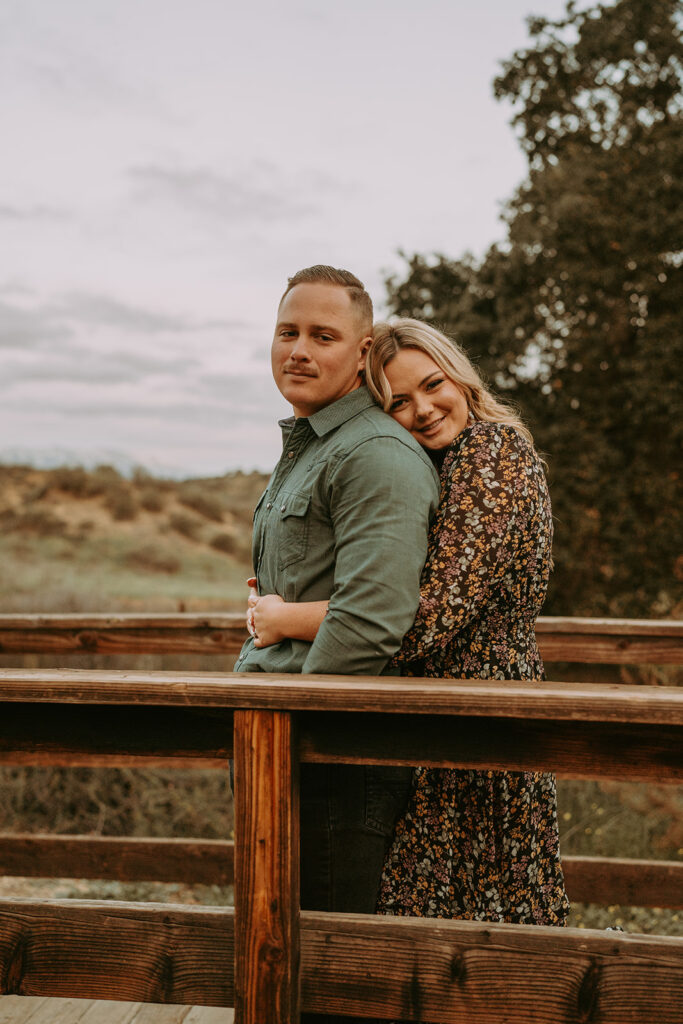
left=236, top=265, right=568, bottom=956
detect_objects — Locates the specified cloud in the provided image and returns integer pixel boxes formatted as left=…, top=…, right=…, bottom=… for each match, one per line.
left=0, top=292, right=245, bottom=352
left=128, top=163, right=319, bottom=223
left=0, top=301, right=74, bottom=349
left=0, top=348, right=199, bottom=388
left=0, top=204, right=69, bottom=222
left=1, top=390, right=265, bottom=427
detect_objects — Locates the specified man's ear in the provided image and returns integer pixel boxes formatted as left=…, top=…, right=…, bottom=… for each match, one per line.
left=358, top=335, right=372, bottom=373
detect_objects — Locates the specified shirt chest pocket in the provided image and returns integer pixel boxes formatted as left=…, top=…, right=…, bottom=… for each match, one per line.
left=274, top=491, right=311, bottom=569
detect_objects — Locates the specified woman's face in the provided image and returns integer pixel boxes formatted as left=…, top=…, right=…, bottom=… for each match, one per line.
left=384, top=348, right=469, bottom=450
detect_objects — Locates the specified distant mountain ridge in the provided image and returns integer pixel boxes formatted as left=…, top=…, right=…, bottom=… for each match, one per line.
left=0, top=446, right=193, bottom=480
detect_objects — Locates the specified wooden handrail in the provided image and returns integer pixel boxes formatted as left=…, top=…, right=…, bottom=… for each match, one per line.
left=0, top=668, right=681, bottom=1020
left=0, top=668, right=680, bottom=721
left=0, top=613, right=681, bottom=663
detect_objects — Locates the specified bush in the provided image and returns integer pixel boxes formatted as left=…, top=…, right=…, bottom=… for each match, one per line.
left=169, top=512, right=202, bottom=540
left=125, top=544, right=181, bottom=574
left=0, top=507, right=66, bottom=536
left=50, top=467, right=90, bottom=496
left=210, top=532, right=237, bottom=555
left=139, top=488, right=165, bottom=513
left=179, top=488, right=224, bottom=523
left=104, top=487, right=138, bottom=521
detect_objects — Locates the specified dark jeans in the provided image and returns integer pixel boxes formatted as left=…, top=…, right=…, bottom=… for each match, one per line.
left=300, top=763, right=412, bottom=912
left=300, top=764, right=412, bottom=1024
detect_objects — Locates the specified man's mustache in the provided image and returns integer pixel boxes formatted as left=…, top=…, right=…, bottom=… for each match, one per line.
left=282, top=365, right=318, bottom=377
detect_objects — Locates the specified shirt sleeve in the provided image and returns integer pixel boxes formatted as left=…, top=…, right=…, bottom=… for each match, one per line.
left=391, top=425, right=542, bottom=663
left=301, top=437, right=439, bottom=675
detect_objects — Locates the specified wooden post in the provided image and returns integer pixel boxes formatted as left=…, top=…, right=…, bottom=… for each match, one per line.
left=234, top=709, right=300, bottom=1023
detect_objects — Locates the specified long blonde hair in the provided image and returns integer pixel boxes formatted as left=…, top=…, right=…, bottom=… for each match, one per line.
left=366, top=318, right=535, bottom=448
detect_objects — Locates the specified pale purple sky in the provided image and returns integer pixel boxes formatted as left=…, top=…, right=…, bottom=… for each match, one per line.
left=1, top=0, right=569, bottom=476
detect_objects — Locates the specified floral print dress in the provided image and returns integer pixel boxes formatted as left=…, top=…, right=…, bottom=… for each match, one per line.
left=377, top=421, right=569, bottom=926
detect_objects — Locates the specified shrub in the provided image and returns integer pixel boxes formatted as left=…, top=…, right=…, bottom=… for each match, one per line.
left=0, top=507, right=67, bottom=536
left=50, top=467, right=90, bottom=496
left=210, top=532, right=237, bottom=555
left=125, top=544, right=181, bottom=574
left=139, top=488, right=165, bottom=513
left=179, top=488, right=224, bottom=523
left=169, top=512, right=202, bottom=540
left=104, top=487, right=138, bottom=521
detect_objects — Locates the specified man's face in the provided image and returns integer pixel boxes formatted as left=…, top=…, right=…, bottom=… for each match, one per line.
left=272, top=283, right=372, bottom=418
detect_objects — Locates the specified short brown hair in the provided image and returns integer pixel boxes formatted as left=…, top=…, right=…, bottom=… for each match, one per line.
left=279, top=265, right=373, bottom=334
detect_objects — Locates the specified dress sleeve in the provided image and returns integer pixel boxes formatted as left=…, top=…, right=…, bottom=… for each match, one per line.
left=392, top=424, right=542, bottom=663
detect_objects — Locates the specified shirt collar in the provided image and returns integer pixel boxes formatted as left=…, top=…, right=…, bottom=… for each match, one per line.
left=278, top=386, right=376, bottom=441
left=308, top=386, right=376, bottom=437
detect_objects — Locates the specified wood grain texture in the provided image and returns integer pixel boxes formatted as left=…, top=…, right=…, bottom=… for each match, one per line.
left=0, top=836, right=234, bottom=886
left=298, top=711, right=683, bottom=783
left=0, top=902, right=681, bottom=1022
left=562, top=855, right=683, bottom=909
left=0, top=613, right=680, bottom=663
left=0, top=900, right=233, bottom=1005
left=233, top=710, right=300, bottom=1024
left=300, top=911, right=683, bottom=1023
left=0, top=670, right=681, bottom=724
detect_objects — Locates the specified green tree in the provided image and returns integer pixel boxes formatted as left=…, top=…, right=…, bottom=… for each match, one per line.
left=386, top=0, right=683, bottom=617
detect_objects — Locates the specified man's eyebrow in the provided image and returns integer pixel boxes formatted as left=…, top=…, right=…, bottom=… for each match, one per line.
left=275, top=322, right=341, bottom=334
left=392, top=371, right=442, bottom=397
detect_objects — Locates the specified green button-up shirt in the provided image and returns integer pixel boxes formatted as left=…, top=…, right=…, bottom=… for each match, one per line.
left=236, top=386, right=440, bottom=676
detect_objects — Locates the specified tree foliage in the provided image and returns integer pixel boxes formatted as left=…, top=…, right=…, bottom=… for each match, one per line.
left=386, top=0, right=682, bottom=617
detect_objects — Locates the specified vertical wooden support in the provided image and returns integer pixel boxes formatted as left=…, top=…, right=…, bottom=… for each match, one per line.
left=234, top=709, right=300, bottom=1023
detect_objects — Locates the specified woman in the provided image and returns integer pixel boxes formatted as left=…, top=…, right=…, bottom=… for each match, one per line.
left=249, top=317, right=569, bottom=927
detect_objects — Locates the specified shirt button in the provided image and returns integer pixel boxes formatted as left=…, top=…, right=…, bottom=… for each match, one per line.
left=287, top=451, right=294, bottom=459
left=280, top=505, right=286, bottom=512
left=266, top=502, right=272, bottom=509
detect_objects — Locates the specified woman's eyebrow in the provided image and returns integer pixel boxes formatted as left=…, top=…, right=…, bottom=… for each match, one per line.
left=392, top=372, right=441, bottom=397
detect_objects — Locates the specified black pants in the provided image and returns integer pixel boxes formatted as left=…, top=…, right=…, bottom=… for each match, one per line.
left=300, top=764, right=412, bottom=1023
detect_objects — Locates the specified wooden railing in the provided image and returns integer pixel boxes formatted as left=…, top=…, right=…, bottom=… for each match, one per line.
left=0, top=665, right=681, bottom=1021
left=1, top=615, right=681, bottom=910
left=0, top=616, right=681, bottom=1020
left=0, top=612, right=681, bottom=663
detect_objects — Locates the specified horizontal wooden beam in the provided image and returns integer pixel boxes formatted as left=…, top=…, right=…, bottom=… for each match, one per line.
left=301, top=911, right=683, bottom=1022
left=0, top=835, right=234, bottom=886
left=562, top=855, right=683, bottom=909
left=298, top=711, right=682, bottom=783
left=0, top=702, right=680, bottom=783
left=0, top=835, right=680, bottom=910
left=0, top=669, right=681, bottom=724
left=0, top=614, right=680, bottom=663
left=0, top=901, right=681, bottom=1022
left=0, top=900, right=233, bottom=1006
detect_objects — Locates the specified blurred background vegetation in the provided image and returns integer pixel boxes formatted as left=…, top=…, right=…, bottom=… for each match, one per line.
left=0, top=0, right=680, bottom=934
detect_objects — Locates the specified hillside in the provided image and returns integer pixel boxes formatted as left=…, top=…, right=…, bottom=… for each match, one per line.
left=0, top=463, right=268, bottom=612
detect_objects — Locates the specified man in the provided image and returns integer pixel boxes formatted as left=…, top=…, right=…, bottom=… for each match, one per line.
left=236, top=265, right=439, bottom=917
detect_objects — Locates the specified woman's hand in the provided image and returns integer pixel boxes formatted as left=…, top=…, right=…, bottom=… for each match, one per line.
left=252, top=593, right=287, bottom=648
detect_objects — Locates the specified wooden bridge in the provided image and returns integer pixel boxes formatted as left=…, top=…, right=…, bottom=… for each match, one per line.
left=0, top=614, right=681, bottom=1022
